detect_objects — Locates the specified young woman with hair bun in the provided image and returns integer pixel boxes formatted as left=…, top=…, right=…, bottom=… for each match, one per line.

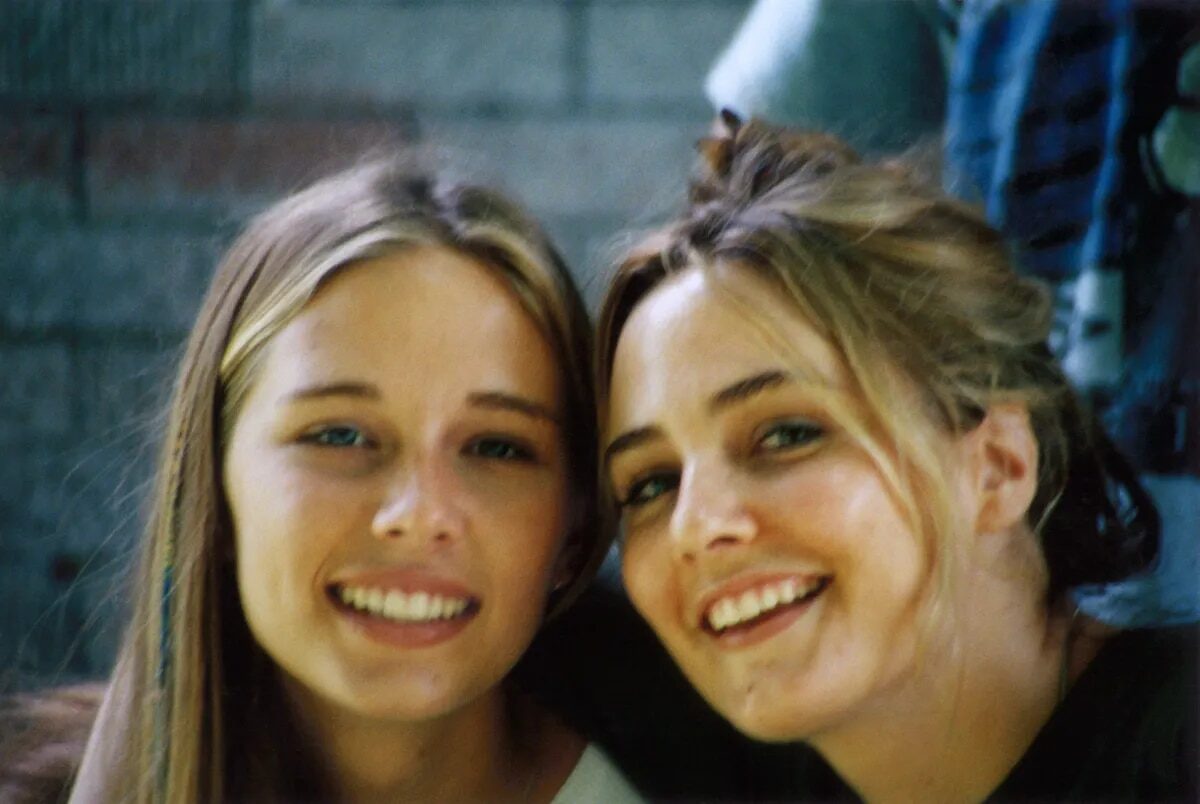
left=597, top=113, right=1197, bottom=802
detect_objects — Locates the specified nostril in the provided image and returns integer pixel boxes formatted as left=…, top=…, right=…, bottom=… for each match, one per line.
left=707, top=534, right=744, bottom=549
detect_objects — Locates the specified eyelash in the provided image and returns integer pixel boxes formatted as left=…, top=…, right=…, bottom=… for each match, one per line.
left=619, top=471, right=680, bottom=509
left=298, top=424, right=376, bottom=449
left=616, top=419, right=826, bottom=510
left=464, top=436, right=538, bottom=463
left=754, top=419, right=825, bottom=454
left=300, top=427, right=537, bottom=463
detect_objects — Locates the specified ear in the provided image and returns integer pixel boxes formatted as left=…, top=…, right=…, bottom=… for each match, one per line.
left=961, top=403, right=1039, bottom=536
left=550, top=532, right=580, bottom=594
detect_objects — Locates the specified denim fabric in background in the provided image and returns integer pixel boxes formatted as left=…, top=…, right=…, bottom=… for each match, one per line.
left=708, top=0, right=1199, bottom=627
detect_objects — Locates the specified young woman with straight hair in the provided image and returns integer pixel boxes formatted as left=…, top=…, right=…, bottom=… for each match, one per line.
left=70, top=153, right=642, bottom=803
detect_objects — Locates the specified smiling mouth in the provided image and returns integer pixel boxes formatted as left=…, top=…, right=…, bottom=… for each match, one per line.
left=328, top=584, right=480, bottom=625
left=702, top=576, right=831, bottom=636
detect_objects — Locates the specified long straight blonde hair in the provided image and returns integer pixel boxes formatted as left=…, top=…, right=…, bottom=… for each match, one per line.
left=102, top=154, right=606, bottom=802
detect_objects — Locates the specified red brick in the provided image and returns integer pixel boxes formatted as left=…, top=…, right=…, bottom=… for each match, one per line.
left=0, top=114, right=76, bottom=214
left=88, top=115, right=415, bottom=215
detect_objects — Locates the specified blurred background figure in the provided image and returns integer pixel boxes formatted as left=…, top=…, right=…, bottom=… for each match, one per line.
left=708, top=0, right=1199, bottom=628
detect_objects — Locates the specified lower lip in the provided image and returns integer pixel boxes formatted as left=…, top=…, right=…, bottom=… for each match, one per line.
left=332, top=598, right=478, bottom=649
left=707, top=590, right=826, bottom=650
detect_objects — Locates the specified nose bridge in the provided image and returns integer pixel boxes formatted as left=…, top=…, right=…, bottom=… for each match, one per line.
left=373, top=448, right=465, bottom=543
left=668, top=452, right=754, bottom=558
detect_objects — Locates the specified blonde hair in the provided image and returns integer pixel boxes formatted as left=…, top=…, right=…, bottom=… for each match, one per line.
left=108, top=154, right=606, bottom=802
left=597, top=115, right=1157, bottom=615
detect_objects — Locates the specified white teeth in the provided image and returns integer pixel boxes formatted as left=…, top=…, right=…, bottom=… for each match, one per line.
left=337, top=586, right=472, bottom=624
left=705, top=577, right=827, bottom=632
left=367, top=588, right=385, bottom=613
left=761, top=586, right=779, bottom=610
left=713, top=599, right=738, bottom=630
left=738, top=590, right=762, bottom=621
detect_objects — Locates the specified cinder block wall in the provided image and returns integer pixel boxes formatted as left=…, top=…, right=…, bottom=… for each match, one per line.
left=1, top=0, right=750, bottom=687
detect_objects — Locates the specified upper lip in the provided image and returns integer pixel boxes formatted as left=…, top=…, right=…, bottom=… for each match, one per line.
left=329, top=566, right=477, bottom=600
left=693, top=570, right=831, bottom=628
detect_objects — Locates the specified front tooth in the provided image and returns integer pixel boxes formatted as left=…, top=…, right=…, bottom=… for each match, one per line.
left=761, top=586, right=780, bottom=612
left=428, top=595, right=446, bottom=619
left=383, top=590, right=405, bottom=619
left=738, top=590, right=762, bottom=621
left=367, top=588, right=385, bottom=614
left=409, top=592, right=430, bottom=620
left=780, top=579, right=798, bottom=604
left=716, top=598, right=738, bottom=628
left=707, top=606, right=725, bottom=630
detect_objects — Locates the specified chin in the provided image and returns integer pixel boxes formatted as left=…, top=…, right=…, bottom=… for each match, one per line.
left=706, top=677, right=845, bottom=745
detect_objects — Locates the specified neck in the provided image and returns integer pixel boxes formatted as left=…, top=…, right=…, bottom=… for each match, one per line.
left=812, top=573, right=1074, bottom=804
left=286, top=682, right=535, bottom=804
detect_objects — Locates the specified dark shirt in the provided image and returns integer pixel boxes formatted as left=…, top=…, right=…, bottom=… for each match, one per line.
left=525, top=580, right=1197, bottom=802
left=991, top=625, right=1198, bottom=802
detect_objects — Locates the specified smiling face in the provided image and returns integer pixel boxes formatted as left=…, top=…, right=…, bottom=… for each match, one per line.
left=606, top=266, right=949, bottom=743
left=222, top=245, right=568, bottom=725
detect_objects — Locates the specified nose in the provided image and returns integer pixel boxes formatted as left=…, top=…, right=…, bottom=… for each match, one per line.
left=668, top=459, right=757, bottom=562
left=371, top=456, right=466, bottom=545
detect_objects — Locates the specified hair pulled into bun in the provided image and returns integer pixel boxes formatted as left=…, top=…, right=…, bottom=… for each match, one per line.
left=691, top=109, right=862, bottom=206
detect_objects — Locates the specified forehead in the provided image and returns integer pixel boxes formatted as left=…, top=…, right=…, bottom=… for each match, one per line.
left=608, top=266, right=845, bottom=426
left=259, top=246, right=559, bottom=401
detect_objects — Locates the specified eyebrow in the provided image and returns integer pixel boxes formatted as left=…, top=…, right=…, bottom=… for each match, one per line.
left=604, top=370, right=792, bottom=466
left=709, top=370, right=790, bottom=412
left=467, top=391, right=561, bottom=425
left=603, top=425, right=663, bottom=466
left=284, top=381, right=382, bottom=403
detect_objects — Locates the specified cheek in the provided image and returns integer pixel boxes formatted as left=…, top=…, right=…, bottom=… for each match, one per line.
left=620, top=537, right=676, bottom=632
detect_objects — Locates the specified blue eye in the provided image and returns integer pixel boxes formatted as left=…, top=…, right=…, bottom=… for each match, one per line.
left=620, top=472, right=679, bottom=508
left=302, top=425, right=372, bottom=448
left=757, top=420, right=825, bottom=452
left=467, top=437, right=535, bottom=462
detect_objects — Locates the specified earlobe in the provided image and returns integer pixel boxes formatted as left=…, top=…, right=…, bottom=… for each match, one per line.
left=968, top=403, right=1039, bottom=535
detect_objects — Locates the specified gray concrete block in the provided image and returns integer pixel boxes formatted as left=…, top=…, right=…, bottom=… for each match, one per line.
left=0, top=440, right=149, bottom=558
left=422, top=117, right=704, bottom=220
left=586, top=3, right=747, bottom=106
left=538, top=214, right=635, bottom=308
left=0, top=223, right=224, bottom=331
left=252, top=3, right=569, bottom=108
left=0, top=1, right=238, bottom=106
left=0, top=549, right=126, bottom=683
left=0, top=343, right=73, bottom=441
left=76, top=343, right=178, bottom=446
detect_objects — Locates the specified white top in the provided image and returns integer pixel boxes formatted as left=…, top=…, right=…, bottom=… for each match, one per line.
left=551, top=743, right=645, bottom=804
